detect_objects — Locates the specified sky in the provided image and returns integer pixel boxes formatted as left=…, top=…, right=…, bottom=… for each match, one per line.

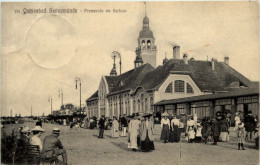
left=1, top=2, right=259, bottom=117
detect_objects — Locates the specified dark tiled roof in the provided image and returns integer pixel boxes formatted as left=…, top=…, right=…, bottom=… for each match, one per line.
left=107, top=64, right=155, bottom=95
left=86, top=90, right=98, bottom=102
left=87, top=59, right=255, bottom=101
left=154, top=87, right=259, bottom=106
left=141, top=59, right=254, bottom=92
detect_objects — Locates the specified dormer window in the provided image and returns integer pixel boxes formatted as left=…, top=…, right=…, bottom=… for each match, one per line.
left=174, top=80, right=184, bottom=92
left=165, top=82, right=173, bottom=93
left=187, top=83, right=194, bottom=93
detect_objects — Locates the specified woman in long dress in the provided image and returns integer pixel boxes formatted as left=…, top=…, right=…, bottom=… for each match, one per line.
left=160, top=112, right=170, bottom=143
left=140, top=114, right=155, bottom=152
left=111, top=116, right=119, bottom=138
left=128, top=114, right=141, bottom=151
left=171, top=115, right=180, bottom=142
left=219, top=114, right=230, bottom=141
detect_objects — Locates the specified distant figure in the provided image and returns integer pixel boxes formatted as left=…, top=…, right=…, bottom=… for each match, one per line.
left=42, top=128, right=67, bottom=164
left=170, top=115, right=180, bottom=142
left=244, top=111, right=256, bottom=142
left=121, top=115, right=128, bottom=137
left=234, top=112, right=241, bottom=131
left=219, top=114, right=230, bottom=142
left=140, top=113, right=155, bottom=152
left=160, top=112, right=170, bottom=143
left=195, top=123, right=202, bottom=143
left=128, top=114, right=141, bottom=151
left=30, top=126, right=44, bottom=151
left=111, top=116, right=119, bottom=138
left=193, top=114, right=198, bottom=128
left=187, top=125, right=195, bottom=143
left=98, top=116, right=105, bottom=138
left=36, top=119, right=42, bottom=128
left=236, top=122, right=246, bottom=150
left=211, top=112, right=222, bottom=145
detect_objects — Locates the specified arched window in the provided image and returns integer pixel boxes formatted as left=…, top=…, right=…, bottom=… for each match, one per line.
left=165, top=82, right=173, bottom=93
left=142, top=40, right=145, bottom=48
left=138, top=100, right=140, bottom=112
left=150, top=97, right=153, bottom=111
left=145, top=98, right=148, bottom=112
left=147, top=40, right=151, bottom=49
left=187, top=83, right=194, bottom=93
left=174, top=80, right=184, bottom=92
left=141, top=94, right=144, bottom=112
left=133, top=100, right=136, bottom=113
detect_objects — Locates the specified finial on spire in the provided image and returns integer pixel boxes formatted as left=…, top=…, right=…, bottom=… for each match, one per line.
left=144, top=1, right=147, bottom=16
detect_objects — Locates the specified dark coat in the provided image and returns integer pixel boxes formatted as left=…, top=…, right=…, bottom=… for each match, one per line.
left=121, top=117, right=128, bottom=127
left=211, top=120, right=221, bottom=137
left=219, top=118, right=229, bottom=132
left=98, top=118, right=105, bottom=129
left=244, top=114, right=256, bottom=132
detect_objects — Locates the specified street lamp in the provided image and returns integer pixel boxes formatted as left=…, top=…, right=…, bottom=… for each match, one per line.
left=59, top=89, right=63, bottom=108
left=75, top=77, right=82, bottom=113
left=111, top=51, right=122, bottom=120
left=48, top=96, right=52, bottom=115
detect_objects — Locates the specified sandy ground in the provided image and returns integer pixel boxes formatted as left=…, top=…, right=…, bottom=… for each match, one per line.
left=1, top=122, right=259, bottom=165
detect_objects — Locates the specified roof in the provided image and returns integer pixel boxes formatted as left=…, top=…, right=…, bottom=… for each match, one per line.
left=87, top=59, right=256, bottom=101
left=141, top=59, right=254, bottom=92
left=154, top=87, right=259, bottom=106
left=107, top=63, right=155, bottom=95
left=139, top=27, right=154, bottom=39
left=86, top=91, right=98, bottom=102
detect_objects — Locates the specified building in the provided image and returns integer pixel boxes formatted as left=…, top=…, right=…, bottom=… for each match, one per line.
left=86, top=10, right=259, bottom=119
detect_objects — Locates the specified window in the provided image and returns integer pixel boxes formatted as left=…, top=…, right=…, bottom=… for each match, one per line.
left=165, top=82, right=173, bottom=93
left=186, top=83, right=194, bottom=93
left=145, top=98, right=148, bottom=112
left=138, top=100, right=140, bottom=112
left=141, top=94, right=144, bottom=112
left=150, top=97, right=153, bottom=111
left=174, top=80, right=184, bottom=92
left=133, top=100, right=136, bottom=113
left=147, top=40, right=151, bottom=49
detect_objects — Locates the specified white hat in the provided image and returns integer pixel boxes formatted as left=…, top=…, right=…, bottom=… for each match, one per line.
left=31, top=126, right=44, bottom=132
left=21, top=126, right=31, bottom=133
left=53, top=127, right=60, bottom=134
left=162, top=112, right=169, bottom=117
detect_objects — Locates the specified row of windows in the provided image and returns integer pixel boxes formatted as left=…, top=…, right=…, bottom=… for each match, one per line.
left=165, top=80, right=194, bottom=93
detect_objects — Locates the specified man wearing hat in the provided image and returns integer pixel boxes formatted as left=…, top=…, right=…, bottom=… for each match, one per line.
left=121, top=114, right=128, bottom=137
left=41, top=128, right=67, bottom=164
left=98, top=116, right=105, bottom=138
left=211, top=112, right=222, bottom=145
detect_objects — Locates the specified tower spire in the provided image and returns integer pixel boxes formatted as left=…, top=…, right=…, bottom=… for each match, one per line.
left=144, top=1, right=147, bottom=16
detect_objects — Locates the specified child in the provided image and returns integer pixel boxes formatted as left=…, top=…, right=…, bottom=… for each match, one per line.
left=195, top=123, right=202, bottom=143
left=236, top=122, right=246, bottom=150
left=187, top=126, right=195, bottom=143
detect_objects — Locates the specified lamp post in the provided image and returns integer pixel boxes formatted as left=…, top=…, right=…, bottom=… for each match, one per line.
left=111, top=51, right=122, bottom=116
left=75, top=77, right=81, bottom=113
left=48, top=96, right=52, bottom=115
left=59, top=89, right=63, bottom=108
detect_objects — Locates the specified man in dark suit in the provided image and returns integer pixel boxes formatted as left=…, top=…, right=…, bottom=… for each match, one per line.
left=41, top=128, right=67, bottom=165
left=212, top=112, right=221, bottom=145
left=121, top=114, right=128, bottom=137
left=244, top=111, right=256, bottom=142
left=98, top=116, right=105, bottom=138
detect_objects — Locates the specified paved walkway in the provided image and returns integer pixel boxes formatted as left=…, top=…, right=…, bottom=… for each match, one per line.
left=2, top=123, right=259, bottom=165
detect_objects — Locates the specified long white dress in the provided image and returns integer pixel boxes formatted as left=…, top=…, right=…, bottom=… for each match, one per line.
left=111, top=120, right=119, bottom=138
left=128, top=119, right=141, bottom=149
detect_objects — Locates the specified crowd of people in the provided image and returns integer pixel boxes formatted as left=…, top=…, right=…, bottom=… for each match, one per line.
left=91, top=110, right=259, bottom=152
left=15, top=120, right=67, bottom=164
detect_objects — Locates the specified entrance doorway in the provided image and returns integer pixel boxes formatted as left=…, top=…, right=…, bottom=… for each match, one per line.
left=243, top=104, right=249, bottom=116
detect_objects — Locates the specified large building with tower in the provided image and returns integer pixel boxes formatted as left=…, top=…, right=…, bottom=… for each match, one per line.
left=86, top=11, right=259, bottom=120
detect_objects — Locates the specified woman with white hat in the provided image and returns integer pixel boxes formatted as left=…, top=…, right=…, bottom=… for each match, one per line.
left=160, top=112, right=170, bottom=143
left=30, top=126, right=44, bottom=151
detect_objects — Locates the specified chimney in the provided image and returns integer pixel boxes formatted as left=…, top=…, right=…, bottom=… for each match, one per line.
left=173, top=46, right=180, bottom=59
left=211, top=58, right=215, bottom=70
left=183, top=54, right=188, bottom=65
left=224, top=57, right=229, bottom=65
